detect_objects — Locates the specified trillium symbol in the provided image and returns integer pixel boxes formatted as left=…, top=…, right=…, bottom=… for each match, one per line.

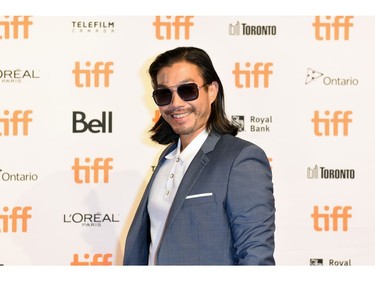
left=305, top=68, right=324, bottom=84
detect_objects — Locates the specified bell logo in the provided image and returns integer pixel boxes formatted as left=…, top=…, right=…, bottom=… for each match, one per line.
left=71, top=157, right=113, bottom=184
left=232, top=62, right=273, bottom=88
left=313, top=16, right=354, bottom=41
left=72, top=61, right=113, bottom=88
left=153, top=16, right=194, bottom=40
left=311, top=205, right=352, bottom=232
left=0, top=16, right=33, bottom=39
left=311, top=110, right=352, bottom=136
left=72, top=111, right=112, bottom=133
left=0, top=110, right=33, bottom=136
left=0, top=206, right=32, bottom=233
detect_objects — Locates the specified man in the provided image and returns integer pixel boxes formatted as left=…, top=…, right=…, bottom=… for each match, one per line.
left=123, top=46, right=275, bottom=265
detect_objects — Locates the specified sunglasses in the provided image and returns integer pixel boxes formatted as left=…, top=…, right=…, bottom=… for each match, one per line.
left=152, top=82, right=209, bottom=106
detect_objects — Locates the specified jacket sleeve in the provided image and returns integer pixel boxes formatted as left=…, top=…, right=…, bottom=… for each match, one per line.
left=226, top=144, right=276, bottom=265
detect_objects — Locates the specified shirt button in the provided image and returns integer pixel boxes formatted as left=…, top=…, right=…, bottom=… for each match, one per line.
left=176, top=157, right=180, bottom=162
left=165, top=190, right=170, bottom=195
left=170, top=174, right=174, bottom=178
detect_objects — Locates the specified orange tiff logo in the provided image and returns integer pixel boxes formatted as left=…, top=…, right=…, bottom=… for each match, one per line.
left=0, top=110, right=33, bottom=136
left=153, top=16, right=194, bottom=40
left=311, top=205, right=352, bottom=231
left=72, top=157, right=113, bottom=184
left=313, top=16, right=354, bottom=41
left=0, top=16, right=32, bottom=39
left=0, top=206, right=32, bottom=232
left=72, top=61, right=114, bottom=88
left=232, top=62, right=273, bottom=88
left=71, top=253, right=112, bottom=266
left=311, top=110, right=352, bottom=136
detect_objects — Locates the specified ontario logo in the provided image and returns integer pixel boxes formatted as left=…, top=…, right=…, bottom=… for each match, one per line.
left=0, top=169, right=38, bottom=182
left=305, top=67, right=359, bottom=86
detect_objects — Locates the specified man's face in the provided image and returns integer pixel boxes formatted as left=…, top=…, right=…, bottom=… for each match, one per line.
left=155, top=61, right=217, bottom=148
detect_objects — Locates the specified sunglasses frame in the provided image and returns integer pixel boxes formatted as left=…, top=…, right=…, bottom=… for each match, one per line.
left=152, top=82, right=209, bottom=106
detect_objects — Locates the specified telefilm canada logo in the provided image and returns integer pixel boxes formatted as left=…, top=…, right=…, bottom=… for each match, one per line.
left=305, top=67, right=359, bottom=86
left=63, top=212, right=120, bottom=227
left=307, top=165, right=355, bottom=179
left=71, top=20, right=115, bottom=33
left=0, top=169, right=38, bottom=182
left=232, top=114, right=273, bottom=133
left=0, top=68, right=40, bottom=84
left=229, top=21, right=277, bottom=36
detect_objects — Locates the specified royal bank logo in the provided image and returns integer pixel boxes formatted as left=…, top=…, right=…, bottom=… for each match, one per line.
left=229, top=21, right=277, bottom=36
left=310, top=258, right=352, bottom=266
left=232, top=114, right=273, bottom=133
left=0, top=68, right=40, bottom=84
left=305, top=68, right=359, bottom=86
left=307, top=165, right=355, bottom=179
left=72, top=20, right=115, bottom=33
left=310, top=258, right=323, bottom=266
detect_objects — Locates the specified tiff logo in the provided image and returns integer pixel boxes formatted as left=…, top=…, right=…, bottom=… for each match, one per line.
left=72, top=157, right=113, bottom=184
left=72, top=61, right=113, bottom=88
left=313, top=16, right=354, bottom=41
left=311, top=205, right=352, bottom=231
left=153, top=16, right=194, bottom=40
left=311, top=110, right=352, bottom=136
left=232, top=62, right=273, bottom=88
left=71, top=253, right=112, bottom=266
left=0, top=206, right=32, bottom=232
left=152, top=110, right=161, bottom=124
left=0, top=110, right=33, bottom=136
left=0, top=16, right=32, bottom=39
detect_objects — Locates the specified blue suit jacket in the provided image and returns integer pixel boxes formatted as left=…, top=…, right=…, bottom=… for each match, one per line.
left=123, top=133, right=275, bottom=265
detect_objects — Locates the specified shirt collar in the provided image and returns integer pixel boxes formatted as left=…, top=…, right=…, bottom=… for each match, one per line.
left=165, top=130, right=209, bottom=163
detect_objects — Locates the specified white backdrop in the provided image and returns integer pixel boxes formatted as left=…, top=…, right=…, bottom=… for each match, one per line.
left=1, top=15, right=374, bottom=266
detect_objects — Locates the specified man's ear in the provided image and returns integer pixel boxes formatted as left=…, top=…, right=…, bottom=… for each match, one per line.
left=208, top=81, right=219, bottom=103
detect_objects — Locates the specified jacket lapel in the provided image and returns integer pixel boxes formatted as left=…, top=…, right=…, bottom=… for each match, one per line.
left=162, top=133, right=221, bottom=233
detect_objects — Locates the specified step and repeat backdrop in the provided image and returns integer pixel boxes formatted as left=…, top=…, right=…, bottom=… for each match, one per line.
left=1, top=16, right=374, bottom=266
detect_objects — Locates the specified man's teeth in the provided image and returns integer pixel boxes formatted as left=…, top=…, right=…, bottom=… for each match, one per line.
left=173, top=113, right=189, bottom=118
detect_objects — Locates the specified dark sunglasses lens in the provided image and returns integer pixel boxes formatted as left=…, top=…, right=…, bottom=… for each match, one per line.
left=177, top=83, right=199, bottom=101
left=153, top=88, right=172, bottom=106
